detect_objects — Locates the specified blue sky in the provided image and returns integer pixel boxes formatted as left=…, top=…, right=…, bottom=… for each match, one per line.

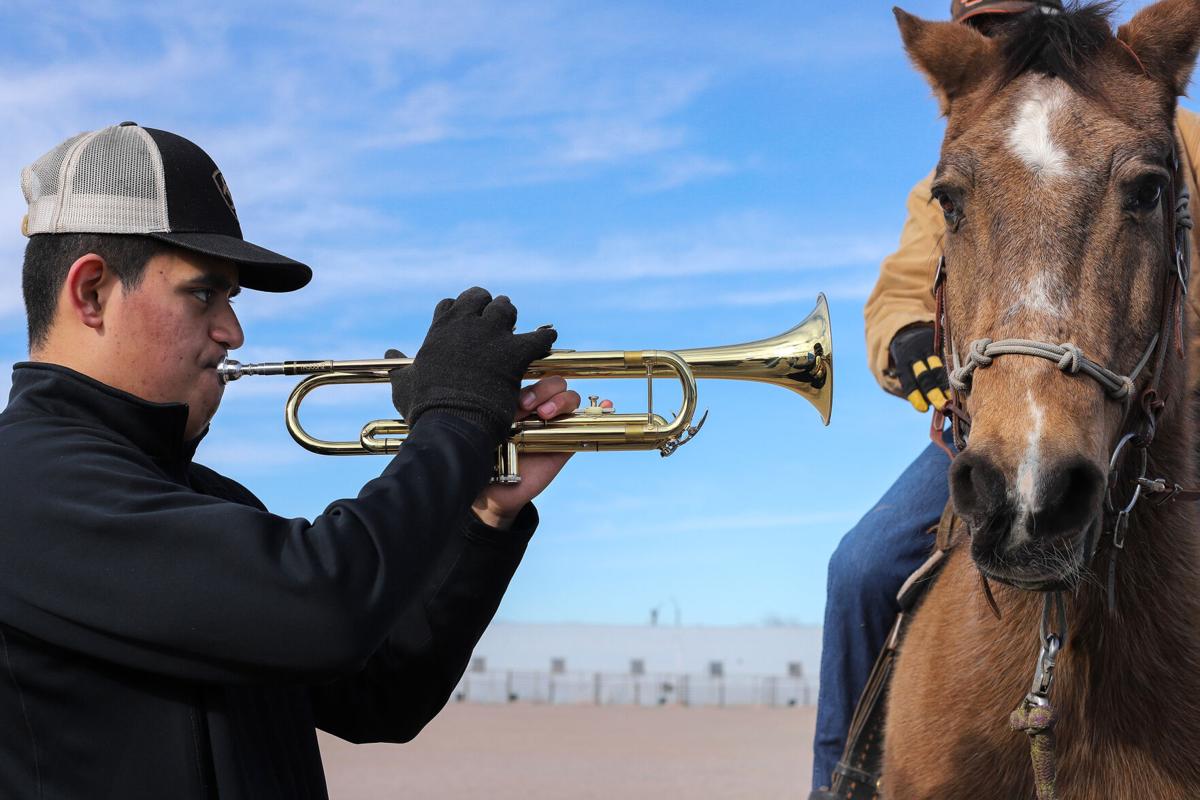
left=1, top=0, right=1184, bottom=626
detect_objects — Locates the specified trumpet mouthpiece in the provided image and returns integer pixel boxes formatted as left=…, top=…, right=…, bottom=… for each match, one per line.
left=217, top=358, right=244, bottom=383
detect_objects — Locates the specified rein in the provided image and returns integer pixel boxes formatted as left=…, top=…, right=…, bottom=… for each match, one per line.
left=928, top=144, right=1194, bottom=800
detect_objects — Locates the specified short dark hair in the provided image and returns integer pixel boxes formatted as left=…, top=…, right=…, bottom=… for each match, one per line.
left=22, top=234, right=169, bottom=350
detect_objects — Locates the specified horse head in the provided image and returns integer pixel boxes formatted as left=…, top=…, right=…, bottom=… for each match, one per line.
left=896, top=0, right=1200, bottom=590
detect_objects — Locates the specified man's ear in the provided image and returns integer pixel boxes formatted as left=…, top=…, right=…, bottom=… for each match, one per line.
left=1117, top=0, right=1200, bottom=96
left=895, top=7, right=996, bottom=115
left=63, top=254, right=116, bottom=331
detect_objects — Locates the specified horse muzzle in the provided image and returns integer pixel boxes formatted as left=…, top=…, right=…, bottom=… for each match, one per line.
left=950, top=448, right=1106, bottom=588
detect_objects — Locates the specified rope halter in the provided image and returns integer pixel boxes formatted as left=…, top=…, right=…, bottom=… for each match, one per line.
left=947, top=336, right=1155, bottom=403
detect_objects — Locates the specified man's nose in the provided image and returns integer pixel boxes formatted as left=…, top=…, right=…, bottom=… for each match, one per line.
left=213, top=304, right=245, bottom=350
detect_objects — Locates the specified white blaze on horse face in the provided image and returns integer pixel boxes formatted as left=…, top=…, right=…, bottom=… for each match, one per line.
left=1007, top=81, right=1072, bottom=179
left=1007, top=270, right=1065, bottom=320
left=1010, top=391, right=1046, bottom=547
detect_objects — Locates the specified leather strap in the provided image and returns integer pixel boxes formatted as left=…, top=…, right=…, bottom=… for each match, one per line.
left=827, top=504, right=959, bottom=798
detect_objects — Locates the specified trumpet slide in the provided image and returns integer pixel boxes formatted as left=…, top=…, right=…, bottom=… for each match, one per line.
left=218, top=294, right=833, bottom=483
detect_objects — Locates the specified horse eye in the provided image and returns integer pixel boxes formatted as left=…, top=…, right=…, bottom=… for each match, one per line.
left=1127, top=178, right=1164, bottom=213
left=932, top=189, right=963, bottom=228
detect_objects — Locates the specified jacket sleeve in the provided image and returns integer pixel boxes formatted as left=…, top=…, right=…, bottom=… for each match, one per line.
left=1179, top=108, right=1200, bottom=196
left=308, top=505, right=535, bottom=743
left=0, top=411, right=499, bottom=685
left=863, top=171, right=943, bottom=396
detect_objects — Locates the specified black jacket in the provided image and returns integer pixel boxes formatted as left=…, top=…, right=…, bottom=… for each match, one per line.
left=0, top=363, right=536, bottom=798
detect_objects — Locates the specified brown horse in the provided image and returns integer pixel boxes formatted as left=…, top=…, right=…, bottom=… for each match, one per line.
left=881, top=2, right=1200, bottom=798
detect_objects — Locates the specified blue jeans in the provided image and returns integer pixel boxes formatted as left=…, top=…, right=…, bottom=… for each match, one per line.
left=811, top=439, right=952, bottom=791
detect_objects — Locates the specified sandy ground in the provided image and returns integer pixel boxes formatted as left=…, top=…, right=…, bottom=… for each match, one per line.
left=320, top=703, right=815, bottom=799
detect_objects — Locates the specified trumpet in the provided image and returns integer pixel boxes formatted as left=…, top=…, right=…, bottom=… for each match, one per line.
left=218, top=294, right=833, bottom=483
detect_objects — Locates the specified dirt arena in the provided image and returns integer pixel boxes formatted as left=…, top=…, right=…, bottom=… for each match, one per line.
left=320, top=703, right=815, bottom=799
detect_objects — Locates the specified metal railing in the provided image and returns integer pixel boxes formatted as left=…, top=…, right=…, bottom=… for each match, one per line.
left=453, top=670, right=813, bottom=708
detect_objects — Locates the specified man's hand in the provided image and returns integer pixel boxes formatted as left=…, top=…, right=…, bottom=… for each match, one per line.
left=471, top=376, right=600, bottom=530
left=389, top=287, right=557, bottom=441
left=889, top=324, right=949, bottom=413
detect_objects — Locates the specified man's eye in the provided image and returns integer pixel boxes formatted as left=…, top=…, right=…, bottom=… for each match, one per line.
left=191, top=289, right=215, bottom=304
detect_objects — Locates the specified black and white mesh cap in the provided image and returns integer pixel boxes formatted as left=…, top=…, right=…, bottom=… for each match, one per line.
left=20, top=122, right=311, bottom=292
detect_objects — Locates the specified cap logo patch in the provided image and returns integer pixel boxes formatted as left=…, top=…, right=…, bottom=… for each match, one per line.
left=212, top=170, right=238, bottom=219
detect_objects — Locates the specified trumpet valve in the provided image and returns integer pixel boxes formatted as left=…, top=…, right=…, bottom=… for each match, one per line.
left=493, top=441, right=522, bottom=484
left=581, top=395, right=615, bottom=416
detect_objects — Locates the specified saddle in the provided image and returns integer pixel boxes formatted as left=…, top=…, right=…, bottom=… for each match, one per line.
left=825, top=502, right=963, bottom=799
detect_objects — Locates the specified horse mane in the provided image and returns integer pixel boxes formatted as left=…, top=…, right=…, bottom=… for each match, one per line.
left=992, top=1, right=1118, bottom=99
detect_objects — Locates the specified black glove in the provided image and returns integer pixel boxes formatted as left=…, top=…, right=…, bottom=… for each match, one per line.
left=889, top=324, right=949, bottom=413
left=389, top=287, right=557, bottom=441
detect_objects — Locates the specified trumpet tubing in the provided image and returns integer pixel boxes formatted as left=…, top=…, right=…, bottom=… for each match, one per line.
left=218, top=294, right=833, bottom=482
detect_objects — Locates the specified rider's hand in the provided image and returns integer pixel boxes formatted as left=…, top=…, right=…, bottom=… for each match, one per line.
left=471, top=377, right=598, bottom=530
left=389, top=287, right=557, bottom=441
left=889, top=324, right=949, bottom=413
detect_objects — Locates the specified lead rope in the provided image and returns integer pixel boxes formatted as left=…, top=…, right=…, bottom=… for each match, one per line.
left=1009, top=592, right=1067, bottom=800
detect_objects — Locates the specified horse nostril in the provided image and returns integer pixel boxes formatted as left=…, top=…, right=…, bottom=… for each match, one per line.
left=950, top=451, right=1007, bottom=520
left=1033, top=458, right=1105, bottom=540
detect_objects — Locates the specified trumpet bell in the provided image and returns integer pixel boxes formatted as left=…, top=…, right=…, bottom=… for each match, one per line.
left=676, top=292, right=833, bottom=424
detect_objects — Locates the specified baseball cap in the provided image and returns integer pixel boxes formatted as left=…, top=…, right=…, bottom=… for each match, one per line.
left=20, top=122, right=311, bottom=292
left=950, top=0, right=1063, bottom=24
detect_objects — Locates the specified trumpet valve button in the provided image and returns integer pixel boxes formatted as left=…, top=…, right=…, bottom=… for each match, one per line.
left=582, top=395, right=615, bottom=416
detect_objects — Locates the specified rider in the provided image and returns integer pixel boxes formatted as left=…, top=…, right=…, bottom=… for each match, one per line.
left=809, top=0, right=1200, bottom=794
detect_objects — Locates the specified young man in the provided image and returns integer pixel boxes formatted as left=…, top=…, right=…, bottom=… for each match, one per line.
left=811, top=0, right=1200, bottom=794
left=1, top=123, right=581, bottom=798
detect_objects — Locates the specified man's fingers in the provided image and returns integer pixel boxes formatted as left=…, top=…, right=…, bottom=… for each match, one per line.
left=925, top=355, right=950, bottom=410
left=432, top=297, right=455, bottom=322
left=450, top=286, right=493, bottom=316
left=519, top=377, right=568, bottom=413
left=899, top=360, right=927, bottom=412
left=517, top=378, right=580, bottom=421
left=482, top=294, right=518, bottom=330
left=914, top=358, right=949, bottom=411
left=514, top=327, right=557, bottom=362
left=533, top=389, right=581, bottom=420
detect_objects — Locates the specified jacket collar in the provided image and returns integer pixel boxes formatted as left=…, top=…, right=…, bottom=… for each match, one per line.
left=6, top=362, right=206, bottom=464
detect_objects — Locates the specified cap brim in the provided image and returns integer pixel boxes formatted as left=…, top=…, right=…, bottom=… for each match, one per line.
left=148, top=231, right=312, bottom=292
left=958, top=2, right=1037, bottom=22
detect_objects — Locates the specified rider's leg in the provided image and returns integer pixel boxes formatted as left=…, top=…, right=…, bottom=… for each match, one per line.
left=810, top=438, right=952, bottom=791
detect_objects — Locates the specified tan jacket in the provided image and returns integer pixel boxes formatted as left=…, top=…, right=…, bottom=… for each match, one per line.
left=864, top=107, right=1200, bottom=397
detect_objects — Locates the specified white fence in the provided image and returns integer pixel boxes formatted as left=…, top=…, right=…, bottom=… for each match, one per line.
left=453, top=670, right=813, bottom=708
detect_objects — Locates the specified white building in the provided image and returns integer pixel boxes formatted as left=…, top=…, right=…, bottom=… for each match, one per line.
left=454, top=622, right=822, bottom=708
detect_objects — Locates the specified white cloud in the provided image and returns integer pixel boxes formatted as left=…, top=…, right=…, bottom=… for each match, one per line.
left=280, top=215, right=893, bottom=305
left=636, top=156, right=736, bottom=192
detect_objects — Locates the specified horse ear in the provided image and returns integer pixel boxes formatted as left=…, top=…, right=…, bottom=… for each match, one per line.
left=894, top=7, right=994, bottom=114
left=1117, top=0, right=1200, bottom=96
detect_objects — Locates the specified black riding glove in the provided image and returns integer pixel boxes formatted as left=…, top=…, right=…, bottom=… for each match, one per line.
left=389, top=287, right=557, bottom=442
left=889, top=323, right=949, bottom=413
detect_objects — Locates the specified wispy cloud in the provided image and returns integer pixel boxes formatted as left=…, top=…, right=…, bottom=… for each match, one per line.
left=285, top=215, right=892, bottom=304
